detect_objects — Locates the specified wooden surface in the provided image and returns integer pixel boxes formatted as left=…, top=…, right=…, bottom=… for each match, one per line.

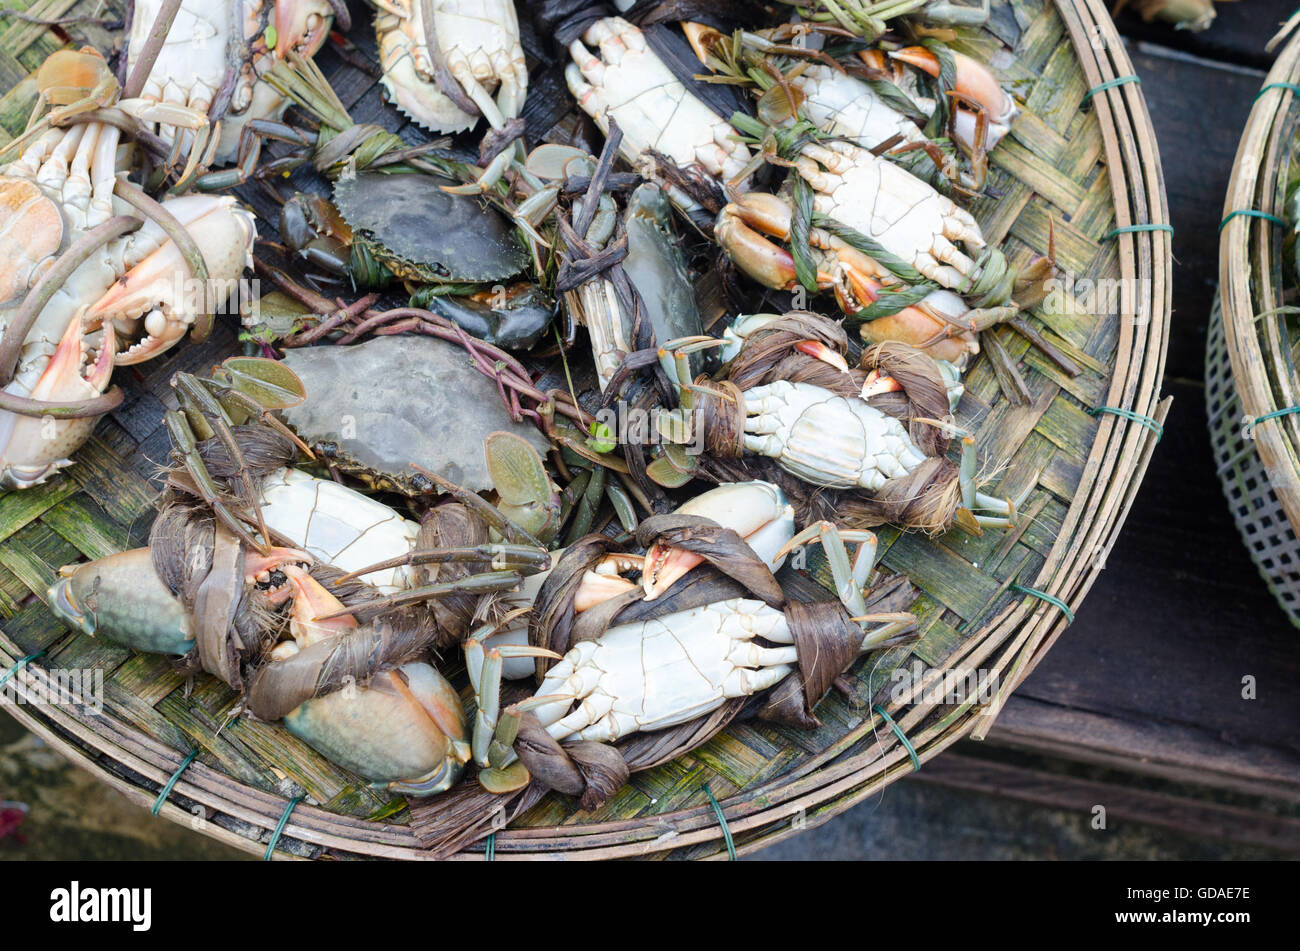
left=980, top=0, right=1300, bottom=818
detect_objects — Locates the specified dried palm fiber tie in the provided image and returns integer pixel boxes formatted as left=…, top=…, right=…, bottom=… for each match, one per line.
left=693, top=326, right=962, bottom=533
left=152, top=749, right=200, bottom=815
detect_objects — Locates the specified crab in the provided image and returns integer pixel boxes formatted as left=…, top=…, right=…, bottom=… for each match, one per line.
left=0, top=49, right=256, bottom=489
left=477, top=478, right=799, bottom=683
left=566, top=17, right=752, bottom=213
left=656, top=315, right=1028, bottom=534
left=715, top=191, right=1003, bottom=362
left=790, top=138, right=986, bottom=289
left=275, top=334, right=556, bottom=496
left=374, top=0, right=528, bottom=134
left=469, top=520, right=914, bottom=767
left=124, top=0, right=338, bottom=177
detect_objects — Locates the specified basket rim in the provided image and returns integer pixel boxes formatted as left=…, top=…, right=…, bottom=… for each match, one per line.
left=0, top=0, right=1173, bottom=860
left=1218, top=21, right=1300, bottom=547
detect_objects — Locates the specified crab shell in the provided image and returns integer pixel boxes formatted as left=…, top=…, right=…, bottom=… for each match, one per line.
left=277, top=334, right=553, bottom=496
left=332, top=171, right=527, bottom=285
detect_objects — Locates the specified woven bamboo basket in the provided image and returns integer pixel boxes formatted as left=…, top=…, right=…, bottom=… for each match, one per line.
left=0, top=0, right=1170, bottom=859
left=1211, top=15, right=1300, bottom=628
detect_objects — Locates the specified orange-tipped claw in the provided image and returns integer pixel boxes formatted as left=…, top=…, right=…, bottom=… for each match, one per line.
left=681, top=22, right=724, bottom=65
left=860, top=370, right=903, bottom=399
left=795, top=340, right=849, bottom=372
left=284, top=565, right=357, bottom=645
left=642, top=543, right=705, bottom=600
left=890, top=47, right=1015, bottom=126
left=574, top=569, right=638, bottom=612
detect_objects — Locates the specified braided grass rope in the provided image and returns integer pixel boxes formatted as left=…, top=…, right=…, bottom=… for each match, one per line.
left=0, top=0, right=1170, bottom=859
left=1212, top=21, right=1300, bottom=629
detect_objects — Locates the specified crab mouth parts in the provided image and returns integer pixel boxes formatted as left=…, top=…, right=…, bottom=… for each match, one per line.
left=246, top=548, right=315, bottom=606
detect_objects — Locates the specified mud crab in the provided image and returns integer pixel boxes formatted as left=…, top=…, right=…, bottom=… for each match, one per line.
left=0, top=49, right=256, bottom=489
left=275, top=334, right=554, bottom=495
left=375, top=0, right=528, bottom=134
left=463, top=514, right=916, bottom=799
left=684, top=23, right=1017, bottom=191
left=124, top=0, right=338, bottom=177
left=656, top=312, right=1026, bottom=534
left=566, top=17, right=752, bottom=213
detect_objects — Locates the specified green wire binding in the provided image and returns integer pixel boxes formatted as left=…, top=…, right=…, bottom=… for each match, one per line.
left=1088, top=405, right=1164, bottom=442
left=703, top=785, right=737, bottom=861
left=264, top=795, right=303, bottom=861
left=151, top=749, right=200, bottom=816
left=1011, top=584, right=1075, bottom=625
left=1082, top=75, right=1140, bottom=103
left=873, top=705, right=921, bottom=772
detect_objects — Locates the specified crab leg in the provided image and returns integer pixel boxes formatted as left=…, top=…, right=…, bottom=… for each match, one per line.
left=466, top=636, right=561, bottom=767
left=163, top=409, right=265, bottom=554
left=776, top=521, right=878, bottom=618
left=331, top=544, right=552, bottom=585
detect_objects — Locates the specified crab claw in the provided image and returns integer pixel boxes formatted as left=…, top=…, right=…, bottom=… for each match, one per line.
left=860, top=288, right=979, bottom=364
left=681, top=22, right=725, bottom=65
left=0, top=318, right=115, bottom=489
left=82, top=195, right=254, bottom=365
left=275, top=0, right=334, bottom=59
left=860, top=370, right=904, bottom=399
left=795, top=340, right=849, bottom=372
left=281, top=564, right=357, bottom=651
left=889, top=47, right=1018, bottom=148
left=642, top=481, right=795, bottom=599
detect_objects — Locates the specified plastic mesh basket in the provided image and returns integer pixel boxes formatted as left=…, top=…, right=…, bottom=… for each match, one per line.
left=1206, top=292, right=1300, bottom=626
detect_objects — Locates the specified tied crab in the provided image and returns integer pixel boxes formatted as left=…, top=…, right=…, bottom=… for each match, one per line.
left=683, top=23, right=1018, bottom=191
left=374, top=0, right=528, bottom=134
left=712, top=134, right=1069, bottom=398
left=453, top=506, right=917, bottom=803
left=566, top=17, right=753, bottom=214
left=50, top=358, right=555, bottom=793
left=124, top=0, right=339, bottom=184
left=0, top=48, right=256, bottom=489
left=654, top=311, right=1028, bottom=535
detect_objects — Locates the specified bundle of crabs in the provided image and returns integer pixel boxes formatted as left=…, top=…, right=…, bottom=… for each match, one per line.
left=14, top=0, right=1072, bottom=852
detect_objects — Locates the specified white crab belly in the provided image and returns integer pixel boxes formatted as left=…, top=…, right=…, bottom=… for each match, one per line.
left=745, top=382, right=927, bottom=491
left=537, top=598, right=791, bottom=742
left=257, top=468, right=420, bottom=592
left=793, top=66, right=926, bottom=151
left=817, top=159, right=959, bottom=270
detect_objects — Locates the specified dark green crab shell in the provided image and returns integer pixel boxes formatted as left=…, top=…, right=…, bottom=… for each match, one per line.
left=332, top=171, right=527, bottom=284
left=279, top=334, right=553, bottom=496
